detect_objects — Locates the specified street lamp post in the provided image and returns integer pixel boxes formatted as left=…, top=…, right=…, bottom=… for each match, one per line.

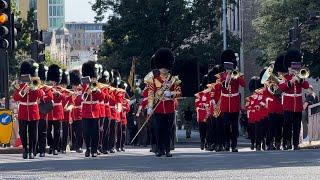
left=222, top=0, right=227, bottom=50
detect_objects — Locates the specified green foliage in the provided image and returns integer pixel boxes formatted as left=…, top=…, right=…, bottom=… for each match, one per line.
left=44, top=51, right=66, bottom=69
left=92, top=0, right=241, bottom=79
left=252, top=0, right=320, bottom=78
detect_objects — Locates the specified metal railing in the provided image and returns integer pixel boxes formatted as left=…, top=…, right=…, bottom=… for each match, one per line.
left=307, top=102, right=320, bottom=141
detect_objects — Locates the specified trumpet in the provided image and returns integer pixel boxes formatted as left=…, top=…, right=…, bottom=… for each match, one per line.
left=297, top=68, right=310, bottom=80
left=19, top=77, right=41, bottom=97
left=230, top=70, right=240, bottom=79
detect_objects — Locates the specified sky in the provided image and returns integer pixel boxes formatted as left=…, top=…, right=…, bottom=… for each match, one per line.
left=65, top=0, right=98, bottom=23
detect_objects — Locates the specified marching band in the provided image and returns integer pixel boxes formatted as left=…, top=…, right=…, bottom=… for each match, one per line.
left=195, top=49, right=310, bottom=152
left=12, top=47, right=310, bottom=159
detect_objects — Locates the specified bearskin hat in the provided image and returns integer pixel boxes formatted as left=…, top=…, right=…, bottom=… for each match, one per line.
left=220, top=49, right=237, bottom=68
left=98, top=70, right=110, bottom=84
left=199, top=75, right=208, bottom=91
left=274, top=53, right=288, bottom=73
left=154, top=48, right=175, bottom=69
left=207, top=65, right=222, bottom=84
left=69, top=69, right=81, bottom=86
left=47, top=64, right=62, bottom=83
left=38, top=64, right=48, bottom=81
left=60, top=70, right=70, bottom=85
left=150, top=54, right=156, bottom=70
left=249, top=76, right=260, bottom=93
left=82, top=60, right=99, bottom=78
left=285, top=49, right=302, bottom=68
left=110, top=69, right=121, bottom=87
left=20, top=59, right=39, bottom=77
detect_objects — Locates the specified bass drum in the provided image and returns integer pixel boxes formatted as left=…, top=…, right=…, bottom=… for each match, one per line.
left=0, top=110, right=13, bottom=144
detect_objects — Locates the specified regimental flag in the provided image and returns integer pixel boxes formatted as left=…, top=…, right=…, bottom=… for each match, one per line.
left=128, top=57, right=137, bottom=91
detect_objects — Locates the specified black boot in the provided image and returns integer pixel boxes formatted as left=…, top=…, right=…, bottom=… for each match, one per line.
left=53, top=150, right=58, bottom=155
left=250, top=143, right=255, bottom=150
left=28, top=153, right=34, bottom=159
left=85, top=150, right=90, bottom=157
left=165, top=151, right=172, bottom=157
left=22, top=150, right=28, bottom=159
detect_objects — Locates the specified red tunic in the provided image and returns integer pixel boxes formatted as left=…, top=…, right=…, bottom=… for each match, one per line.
left=215, top=72, right=245, bottom=113
left=39, top=87, right=54, bottom=120
left=47, top=87, right=65, bottom=121
left=147, top=74, right=181, bottom=114
left=278, top=74, right=309, bottom=112
left=72, top=93, right=82, bottom=121
left=121, top=99, right=130, bottom=125
left=62, top=93, right=74, bottom=122
left=81, top=84, right=105, bottom=119
left=13, top=84, right=45, bottom=121
left=195, top=92, right=208, bottom=122
left=264, top=88, right=283, bottom=114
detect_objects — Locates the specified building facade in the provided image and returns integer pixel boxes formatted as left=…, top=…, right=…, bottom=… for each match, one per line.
left=16, top=0, right=65, bottom=31
left=65, top=22, right=104, bottom=51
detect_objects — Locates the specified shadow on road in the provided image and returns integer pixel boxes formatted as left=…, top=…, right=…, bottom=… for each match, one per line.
left=1, top=148, right=320, bottom=173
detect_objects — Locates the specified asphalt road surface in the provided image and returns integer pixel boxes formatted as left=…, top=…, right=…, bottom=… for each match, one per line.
left=1, top=144, right=320, bottom=180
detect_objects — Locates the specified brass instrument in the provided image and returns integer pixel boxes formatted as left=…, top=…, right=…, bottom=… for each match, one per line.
left=230, top=70, right=240, bottom=79
left=296, top=68, right=310, bottom=80
left=19, top=77, right=41, bottom=97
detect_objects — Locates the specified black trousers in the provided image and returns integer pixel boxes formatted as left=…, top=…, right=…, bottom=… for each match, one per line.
left=198, top=122, right=207, bottom=148
left=268, top=113, right=284, bottom=147
left=72, top=120, right=83, bottom=150
left=83, top=118, right=99, bottom=153
left=121, top=124, right=126, bottom=149
left=108, top=120, right=117, bottom=150
left=224, top=112, right=239, bottom=149
left=19, top=120, right=38, bottom=154
left=61, top=121, right=69, bottom=151
left=206, top=117, right=215, bottom=147
left=116, top=121, right=122, bottom=149
left=37, top=119, right=47, bottom=154
left=248, top=123, right=255, bottom=146
left=283, top=111, right=302, bottom=147
left=255, top=120, right=263, bottom=148
left=98, top=118, right=104, bottom=150
left=102, top=118, right=110, bottom=151
left=47, top=121, right=61, bottom=150
left=154, top=113, right=174, bottom=153
left=215, top=116, right=225, bottom=147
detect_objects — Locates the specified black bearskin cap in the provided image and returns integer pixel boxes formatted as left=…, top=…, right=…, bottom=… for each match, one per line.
left=110, top=69, right=121, bottom=87
left=154, top=48, right=175, bottom=69
left=207, top=65, right=221, bottom=83
left=38, top=64, right=48, bottom=81
left=200, top=75, right=208, bottom=91
left=249, top=76, right=260, bottom=93
left=285, top=49, right=302, bottom=68
left=60, top=70, right=70, bottom=85
left=20, top=59, right=39, bottom=77
left=98, top=70, right=110, bottom=84
left=82, top=60, right=99, bottom=78
left=47, top=64, right=62, bottom=83
left=150, top=54, right=156, bottom=70
left=274, top=53, right=288, bottom=73
left=220, top=49, right=237, bottom=68
left=69, top=69, right=81, bottom=86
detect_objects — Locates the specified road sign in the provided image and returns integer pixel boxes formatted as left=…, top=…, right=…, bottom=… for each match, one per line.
left=0, top=109, right=13, bottom=144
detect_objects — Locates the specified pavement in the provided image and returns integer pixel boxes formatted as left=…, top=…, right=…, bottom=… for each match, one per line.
left=1, top=145, right=320, bottom=180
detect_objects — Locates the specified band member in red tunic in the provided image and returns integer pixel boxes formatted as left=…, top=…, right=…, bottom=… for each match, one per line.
left=60, top=70, right=73, bottom=153
left=70, top=70, right=83, bottom=153
left=46, top=64, right=65, bottom=155
left=145, top=48, right=182, bottom=157
left=278, top=50, right=309, bottom=150
left=195, top=91, right=209, bottom=150
left=214, top=49, right=245, bottom=152
left=13, top=60, right=44, bottom=159
left=81, top=61, right=105, bottom=157
left=37, top=64, right=53, bottom=157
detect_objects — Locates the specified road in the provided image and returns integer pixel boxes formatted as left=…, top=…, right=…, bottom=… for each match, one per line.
left=1, top=144, right=320, bottom=180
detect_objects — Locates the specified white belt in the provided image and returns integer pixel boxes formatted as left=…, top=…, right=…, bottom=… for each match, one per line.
left=82, top=101, right=99, bottom=105
left=74, top=106, right=81, bottom=109
left=53, top=103, right=62, bottom=106
left=19, top=102, right=38, bottom=106
left=221, top=92, right=239, bottom=97
left=283, top=93, right=302, bottom=97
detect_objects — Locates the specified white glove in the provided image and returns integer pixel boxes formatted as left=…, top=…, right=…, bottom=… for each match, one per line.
left=147, top=107, right=153, bottom=115
left=164, top=90, right=172, bottom=98
left=211, top=100, right=216, bottom=106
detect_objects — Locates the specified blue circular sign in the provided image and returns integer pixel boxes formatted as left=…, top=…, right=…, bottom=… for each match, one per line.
left=0, top=113, right=12, bottom=125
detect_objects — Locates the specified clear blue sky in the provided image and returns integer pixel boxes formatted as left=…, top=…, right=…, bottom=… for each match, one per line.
left=65, top=0, right=97, bottom=23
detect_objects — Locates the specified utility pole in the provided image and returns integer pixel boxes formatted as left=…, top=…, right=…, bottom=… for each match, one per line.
left=222, top=0, right=227, bottom=50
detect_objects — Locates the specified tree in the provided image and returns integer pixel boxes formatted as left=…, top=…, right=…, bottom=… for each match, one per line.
left=252, top=0, right=320, bottom=78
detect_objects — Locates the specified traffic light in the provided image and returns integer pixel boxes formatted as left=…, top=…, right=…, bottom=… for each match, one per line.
left=0, top=0, right=10, bottom=50
left=31, top=30, right=45, bottom=62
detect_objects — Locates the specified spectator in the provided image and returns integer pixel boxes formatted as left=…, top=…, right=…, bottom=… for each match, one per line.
left=184, top=107, right=193, bottom=139
left=303, top=85, right=319, bottom=139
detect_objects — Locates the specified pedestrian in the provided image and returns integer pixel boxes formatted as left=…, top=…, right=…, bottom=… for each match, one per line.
left=184, top=107, right=193, bottom=139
